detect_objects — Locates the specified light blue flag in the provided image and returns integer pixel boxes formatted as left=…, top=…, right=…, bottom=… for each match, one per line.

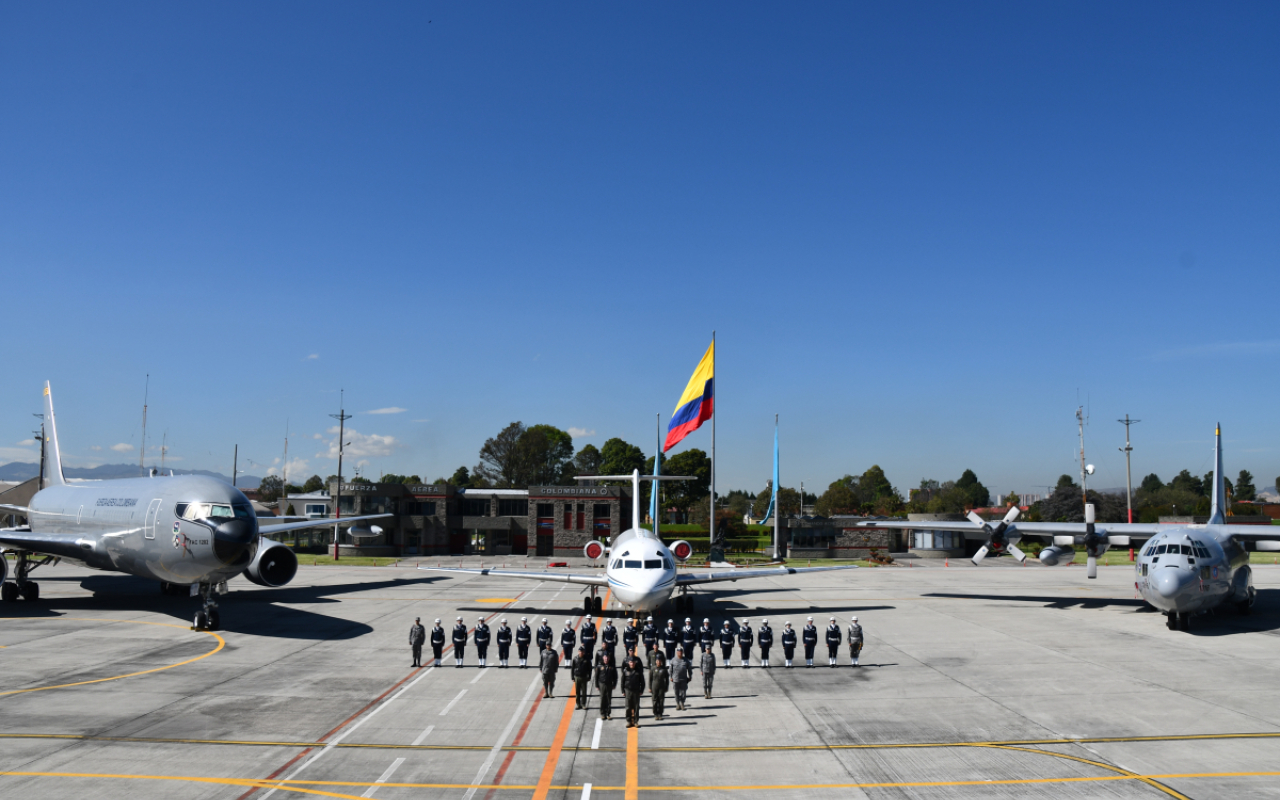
left=758, top=424, right=778, bottom=522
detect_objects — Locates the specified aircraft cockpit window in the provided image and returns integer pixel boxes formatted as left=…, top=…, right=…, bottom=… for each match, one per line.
left=661, top=557, right=672, bottom=570
left=183, top=503, right=211, bottom=520
left=232, top=503, right=255, bottom=520
left=611, top=560, right=621, bottom=569
left=175, top=503, right=188, bottom=518
left=210, top=505, right=234, bottom=519
left=644, top=559, right=662, bottom=569
left=624, top=560, right=641, bottom=569
left=1180, top=545, right=1192, bottom=555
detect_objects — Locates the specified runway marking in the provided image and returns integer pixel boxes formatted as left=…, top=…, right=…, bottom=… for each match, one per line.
left=360, top=757, right=403, bottom=798
left=477, top=598, right=519, bottom=603
left=591, top=718, right=602, bottom=750
left=470, top=668, right=491, bottom=684
left=0, top=617, right=224, bottom=696
left=625, top=726, right=638, bottom=800
left=439, top=690, right=468, bottom=715
left=410, top=725, right=433, bottom=746
left=581, top=782, right=592, bottom=799
left=991, top=744, right=1189, bottom=800
left=460, top=675, right=542, bottom=800
left=482, top=676, right=547, bottom=800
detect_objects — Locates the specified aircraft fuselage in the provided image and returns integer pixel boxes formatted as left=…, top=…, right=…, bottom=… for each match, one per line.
left=1134, top=525, right=1254, bottom=617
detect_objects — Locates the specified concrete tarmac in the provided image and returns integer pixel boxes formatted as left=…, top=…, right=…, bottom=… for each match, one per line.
left=1, top=556, right=1279, bottom=799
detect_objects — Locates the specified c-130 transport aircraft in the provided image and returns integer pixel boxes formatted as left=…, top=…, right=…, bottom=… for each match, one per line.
left=856, top=426, right=1272, bottom=631
left=0, top=383, right=390, bottom=630
left=420, top=471, right=858, bottom=615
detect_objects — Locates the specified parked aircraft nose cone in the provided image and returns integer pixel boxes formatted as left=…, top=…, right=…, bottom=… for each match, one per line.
left=1152, top=568, right=1194, bottom=600
left=213, top=518, right=257, bottom=566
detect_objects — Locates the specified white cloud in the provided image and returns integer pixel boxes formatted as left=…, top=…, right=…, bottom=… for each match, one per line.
left=312, top=433, right=323, bottom=440
left=90, top=445, right=102, bottom=451
left=0, top=445, right=37, bottom=463
left=111, top=443, right=134, bottom=453
left=305, top=354, right=319, bottom=360
left=317, top=427, right=399, bottom=459
left=568, top=427, right=596, bottom=438
left=363, top=407, right=407, bottom=415
left=268, top=458, right=312, bottom=480
left=14, top=439, right=36, bottom=447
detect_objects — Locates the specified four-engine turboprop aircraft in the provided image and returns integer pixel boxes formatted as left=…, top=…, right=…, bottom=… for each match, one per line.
left=857, top=426, right=1272, bottom=630
left=0, top=383, right=390, bottom=630
left=419, top=471, right=858, bottom=615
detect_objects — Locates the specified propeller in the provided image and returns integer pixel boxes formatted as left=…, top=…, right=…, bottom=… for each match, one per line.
left=1083, top=503, right=1100, bottom=579
left=968, top=506, right=1022, bottom=566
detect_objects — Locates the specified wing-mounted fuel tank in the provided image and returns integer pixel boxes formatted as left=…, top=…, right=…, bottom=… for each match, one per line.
left=583, top=540, right=606, bottom=560
left=669, top=540, right=693, bottom=562
left=243, top=538, right=298, bottom=587
left=1038, top=545, right=1076, bottom=567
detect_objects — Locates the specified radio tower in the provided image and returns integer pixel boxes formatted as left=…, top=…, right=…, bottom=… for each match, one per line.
left=1118, top=415, right=1141, bottom=523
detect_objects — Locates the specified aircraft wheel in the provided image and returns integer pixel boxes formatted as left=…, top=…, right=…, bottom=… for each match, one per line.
left=194, top=611, right=208, bottom=631
left=592, top=596, right=603, bottom=615
left=0, top=582, right=17, bottom=602
left=1179, top=613, right=1191, bottom=632
left=1165, top=613, right=1177, bottom=630
left=20, top=581, right=38, bottom=601
left=583, top=596, right=593, bottom=615
left=207, top=609, right=221, bottom=631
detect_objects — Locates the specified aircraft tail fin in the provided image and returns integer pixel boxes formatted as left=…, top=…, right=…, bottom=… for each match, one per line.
left=1207, top=424, right=1225, bottom=525
left=42, top=382, right=67, bottom=487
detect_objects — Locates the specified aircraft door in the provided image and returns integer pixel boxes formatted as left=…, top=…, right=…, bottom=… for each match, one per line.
left=144, top=498, right=162, bottom=539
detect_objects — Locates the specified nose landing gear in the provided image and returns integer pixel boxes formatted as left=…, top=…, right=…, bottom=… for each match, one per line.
left=584, top=587, right=603, bottom=615
left=1166, top=612, right=1191, bottom=631
left=192, top=581, right=226, bottom=631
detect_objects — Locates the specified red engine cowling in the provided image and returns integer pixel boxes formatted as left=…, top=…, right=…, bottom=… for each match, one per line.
left=670, top=540, right=693, bottom=562
left=583, top=540, right=605, bottom=560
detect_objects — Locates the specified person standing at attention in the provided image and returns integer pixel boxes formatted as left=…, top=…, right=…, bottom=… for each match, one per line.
left=409, top=617, right=426, bottom=668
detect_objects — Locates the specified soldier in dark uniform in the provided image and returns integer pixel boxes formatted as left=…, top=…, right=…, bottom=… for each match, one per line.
left=452, top=616, right=468, bottom=668
left=595, top=651, right=617, bottom=720
left=571, top=645, right=592, bottom=710
left=474, top=616, right=491, bottom=668
left=662, top=619, right=679, bottom=661
left=825, top=616, right=841, bottom=667
left=757, top=619, right=774, bottom=668
left=601, top=619, right=618, bottom=665
left=847, top=616, right=863, bottom=667
left=719, top=621, right=735, bottom=667
left=496, top=619, right=512, bottom=668
left=649, top=650, right=669, bottom=721
left=430, top=618, right=446, bottom=667
left=540, top=644, right=560, bottom=697
left=669, top=646, right=692, bottom=711
left=698, top=618, right=714, bottom=655
left=516, top=617, right=532, bottom=668
left=700, top=647, right=716, bottom=698
left=802, top=616, right=818, bottom=667
left=737, top=619, right=754, bottom=668
left=641, top=617, right=659, bottom=668
left=409, top=617, right=426, bottom=668
left=621, top=649, right=645, bottom=728
left=536, top=617, right=553, bottom=654
left=580, top=615, right=597, bottom=662
left=560, top=621, right=576, bottom=663
left=781, top=622, right=797, bottom=668
left=681, top=617, right=697, bottom=657
left=623, top=619, right=639, bottom=658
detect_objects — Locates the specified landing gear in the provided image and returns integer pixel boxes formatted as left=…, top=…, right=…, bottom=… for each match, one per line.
left=584, top=588, right=604, bottom=616
left=673, top=587, right=692, bottom=613
left=20, top=581, right=39, bottom=601
left=192, top=583, right=221, bottom=631
left=2, top=552, right=54, bottom=602
left=160, top=581, right=190, bottom=597
left=1, top=582, right=17, bottom=602
left=1237, top=586, right=1256, bottom=615
left=1167, top=612, right=1191, bottom=631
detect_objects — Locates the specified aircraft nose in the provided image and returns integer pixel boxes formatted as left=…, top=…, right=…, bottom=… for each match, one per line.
left=212, top=518, right=258, bottom=566
left=1151, top=567, right=1195, bottom=600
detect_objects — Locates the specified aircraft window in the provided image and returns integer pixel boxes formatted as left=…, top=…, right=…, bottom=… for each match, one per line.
left=611, top=560, right=620, bottom=569
left=624, top=560, right=641, bottom=569
left=210, top=505, right=234, bottom=519
left=175, top=503, right=188, bottom=518
left=232, top=503, right=255, bottom=520
left=644, top=559, right=662, bottom=569
left=1180, top=545, right=1192, bottom=555
left=184, top=503, right=211, bottom=520
left=662, top=557, right=673, bottom=570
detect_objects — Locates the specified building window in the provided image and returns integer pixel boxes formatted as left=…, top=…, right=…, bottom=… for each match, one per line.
left=498, top=499, right=529, bottom=517
left=305, top=504, right=328, bottom=518
left=537, top=503, right=553, bottom=518
left=576, top=503, right=585, bottom=530
left=593, top=503, right=611, bottom=534
left=406, top=501, right=436, bottom=516
left=461, top=498, right=490, bottom=516
left=914, top=531, right=962, bottom=549
left=563, top=504, right=572, bottom=529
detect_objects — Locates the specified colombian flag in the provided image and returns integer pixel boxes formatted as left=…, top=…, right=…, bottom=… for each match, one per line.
left=664, top=340, right=714, bottom=452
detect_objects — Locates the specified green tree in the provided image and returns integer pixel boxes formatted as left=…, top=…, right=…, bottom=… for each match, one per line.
left=1056, top=474, right=1078, bottom=491
left=1139, top=473, right=1163, bottom=493
left=600, top=438, right=646, bottom=477
left=1170, top=470, right=1203, bottom=495
left=751, top=481, right=801, bottom=518
left=661, top=448, right=711, bottom=518
left=956, top=469, right=990, bottom=507
left=450, top=466, right=472, bottom=489
left=350, top=476, right=372, bottom=485
left=516, top=424, right=575, bottom=486
left=815, top=476, right=860, bottom=516
left=301, top=475, right=325, bottom=493
left=475, top=422, right=528, bottom=488
left=1004, top=491, right=1020, bottom=507
left=258, top=475, right=283, bottom=503
left=570, top=444, right=603, bottom=479
left=723, top=489, right=754, bottom=518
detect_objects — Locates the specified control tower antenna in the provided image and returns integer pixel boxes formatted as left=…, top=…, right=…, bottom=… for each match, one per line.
left=1118, top=415, right=1141, bottom=524
left=1076, top=405, right=1090, bottom=514
left=139, top=374, right=149, bottom=475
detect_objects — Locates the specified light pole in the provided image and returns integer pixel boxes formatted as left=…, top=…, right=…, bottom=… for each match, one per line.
left=330, top=391, right=352, bottom=560
left=1117, top=415, right=1141, bottom=524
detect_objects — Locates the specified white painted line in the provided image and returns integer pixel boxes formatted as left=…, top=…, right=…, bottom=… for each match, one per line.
left=590, top=718, right=602, bottom=750
left=459, top=675, right=542, bottom=800
left=411, top=724, right=434, bottom=746
left=582, top=782, right=593, bottom=799
left=439, top=689, right=467, bottom=716
left=469, top=667, right=490, bottom=685
left=361, top=757, right=405, bottom=798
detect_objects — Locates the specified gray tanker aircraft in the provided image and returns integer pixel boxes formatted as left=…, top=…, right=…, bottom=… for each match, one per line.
left=858, top=426, right=1274, bottom=630
left=0, top=383, right=389, bottom=630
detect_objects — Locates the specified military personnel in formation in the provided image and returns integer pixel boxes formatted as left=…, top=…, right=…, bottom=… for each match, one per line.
left=847, top=616, right=864, bottom=667
left=540, top=643, right=560, bottom=697
left=700, top=646, right=716, bottom=698
left=474, top=616, right=491, bottom=668
left=802, top=617, right=818, bottom=667
left=649, top=650, right=670, bottom=721
left=669, top=646, right=693, bottom=711
left=681, top=617, right=697, bottom=657
left=621, top=648, right=646, bottom=728
left=757, top=619, right=774, bottom=668
left=496, top=619, right=512, bottom=668
left=824, top=616, right=841, bottom=667
left=662, top=619, right=679, bottom=661
left=719, top=621, right=735, bottom=666
left=698, top=618, right=714, bottom=654
left=600, top=619, right=618, bottom=664
left=536, top=617, right=553, bottom=654
left=579, top=615, right=597, bottom=662
left=430, top=618, right=446, bottom=666
left=781, top=622, right=797, bottom=667
left=452, top=616, right=469, bottom=668
left=516, top=617, right=533, bottom=668
left=737, top=619, right=754, bottom=668
left=595, top=651, right=617, bottom=720
left=560, top=620, right=576, bottom=663
left=641, top=616, right=659, bottom=667
left=623, top=618, right=639, bottom=657
left=571, top=645, right=593, bottom=710
left=409, top=617, right=426, bottom=668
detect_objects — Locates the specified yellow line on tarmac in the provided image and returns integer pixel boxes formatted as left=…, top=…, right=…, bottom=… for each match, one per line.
left=989, top=744, right=1190, bottom=800
left=0, top=617, right=224, bottom=696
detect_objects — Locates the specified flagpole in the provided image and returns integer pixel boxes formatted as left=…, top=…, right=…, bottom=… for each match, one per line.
left=709, top=330, right=718, bottom=562
left=773, top=413, right=781, bottom=560
left=653, top=412, right=661, bottom=538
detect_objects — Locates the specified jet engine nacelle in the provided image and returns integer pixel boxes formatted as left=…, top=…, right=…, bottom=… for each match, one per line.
left=1255, top=541, right=1280, bottom=552
left=669, top=540, right=693, bottom=562
left=243, top=539, right=298, bottom=587
left=1039, top=545, right=1076, bottom=567
left=583, top=540, right=606, bottom=560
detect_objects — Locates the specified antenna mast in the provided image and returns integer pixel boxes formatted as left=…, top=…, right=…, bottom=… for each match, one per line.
left=1077, top=405, right=1089, bottom=514
left=330, top=390, right=353, bottom=560
left=282, top=420, right=290, bottom=489
left=161, top=431, right=168, bottom=474
left=139, top=374, right=149, bottom=475
left=1117, top=415, right=1141, bottom=523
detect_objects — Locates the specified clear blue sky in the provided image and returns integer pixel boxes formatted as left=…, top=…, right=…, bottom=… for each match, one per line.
left=2, top=3, right=1278, bottom=497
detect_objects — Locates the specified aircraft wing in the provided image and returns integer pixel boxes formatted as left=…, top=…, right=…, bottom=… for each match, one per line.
left=1207, top=524, right=1280, bottom=541
left=257, top=513, right=393, bottom=537
left=0, top=503, right=33, bottom=515
left=417, top=565, right=609, bottom=586
left=676, top=564, right=857, bottom=586
left=853, top=519, right=1164, bottom=537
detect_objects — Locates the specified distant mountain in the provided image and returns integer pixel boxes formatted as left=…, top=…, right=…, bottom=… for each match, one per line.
left=0, top=462, right=261, bottom=489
